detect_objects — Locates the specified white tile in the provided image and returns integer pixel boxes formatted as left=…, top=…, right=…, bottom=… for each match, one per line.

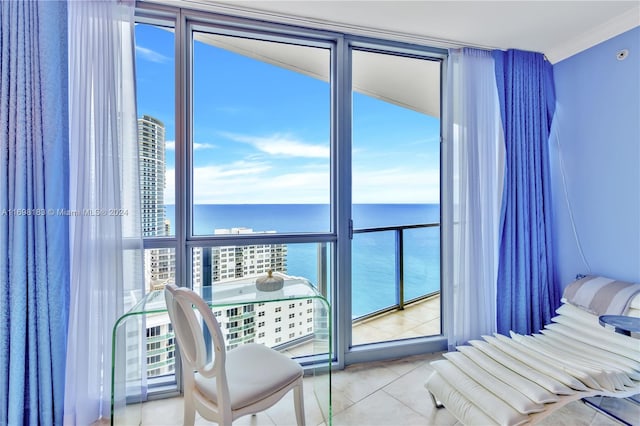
left=330, top=362, right=404, bottom=403
left=133, top=350, right=605, bottom=426
left=331, top=390, right=429, bottom=426
left=537, top=401, right=597, bottom=426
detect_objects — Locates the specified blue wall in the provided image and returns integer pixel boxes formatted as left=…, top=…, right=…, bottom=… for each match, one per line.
left=550, top=26, right=640, bottom=290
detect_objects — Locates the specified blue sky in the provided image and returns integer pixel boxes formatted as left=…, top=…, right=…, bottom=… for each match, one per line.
left=134, top=24, right=440, bottom=205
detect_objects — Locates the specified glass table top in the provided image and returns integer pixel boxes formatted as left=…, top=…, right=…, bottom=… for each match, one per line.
left=123, top=273, right=326, bottom=316
left=599, top=315, right=640, bottom=336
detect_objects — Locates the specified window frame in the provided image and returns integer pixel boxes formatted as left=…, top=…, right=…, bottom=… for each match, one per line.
left=134, top=1, right=447, bottom=397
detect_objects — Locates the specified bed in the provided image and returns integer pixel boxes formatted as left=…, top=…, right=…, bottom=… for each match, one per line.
left=424, top=276, right=640, bottom=426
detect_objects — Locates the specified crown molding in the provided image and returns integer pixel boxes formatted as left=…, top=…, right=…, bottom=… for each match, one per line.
left=142, top=0, right=638, bottom=62
left=143, top=0, right=497, bottom=51
left=545, top=6, right=640, bottom=64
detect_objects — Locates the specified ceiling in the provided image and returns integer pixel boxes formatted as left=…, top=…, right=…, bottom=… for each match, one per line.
left=194, top=32, right=442, bottom=117
left=156, top=0, right=638, bottom=119
left=177, top=0, right=640, bottom=63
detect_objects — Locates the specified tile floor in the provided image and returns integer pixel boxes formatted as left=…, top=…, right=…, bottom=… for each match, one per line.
left=124, top=352, right=630, bottom=426
left=104, top=295, right=636, bottom=425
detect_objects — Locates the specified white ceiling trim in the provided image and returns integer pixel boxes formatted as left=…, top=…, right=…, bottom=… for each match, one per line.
left=149, top=0, right=499, bottom=51
left=546, top=7, right=640, bottom=63
left=145, top=0, right=639, bottom=63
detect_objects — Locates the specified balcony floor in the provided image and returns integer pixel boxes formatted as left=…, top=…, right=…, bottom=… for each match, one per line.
left=352, top=294, right=441, bottom=346
left=282, top=294, right=441, bottom=359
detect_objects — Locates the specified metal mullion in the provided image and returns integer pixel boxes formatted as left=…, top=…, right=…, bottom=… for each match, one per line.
left=174, top=6, right=341, bottom=48
left=189, top=22, right=335, bottom=51
left=185, top=233, right=336, bottom=248
left=438, top=57, right=447, bottom=344
left=142, top=237, right=179, bottom=249
left=347, top=36, right=447, bottom=61
left=175, top=11, right=190, bottom=292
left=397, top=228, right=404, bottom=310
left=334, top=36, right=351, bottom=370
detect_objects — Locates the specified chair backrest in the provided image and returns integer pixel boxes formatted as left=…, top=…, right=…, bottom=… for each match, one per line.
left=164, top=284, right=226, bottom=379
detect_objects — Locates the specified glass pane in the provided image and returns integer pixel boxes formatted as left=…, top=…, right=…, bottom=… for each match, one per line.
left=352, top=231, right=396, bottom=319
left=144, top=313, right=176, bottom=381
left=145, top=247, right=176, bottom=292
left=118, top=247, right=178, bottom=407
left=142, top=246, right=176, bottom=380
left=404, top=226, right=440, bottom=302
left=404, top=226, right=441, bottom=337
left=191, top=241, right=332, bottom=359
left=351, top=49, right=441, bottom=345
left=191, top=32, right=331, bottom=235
left=135, top=23, right=176, bottom=236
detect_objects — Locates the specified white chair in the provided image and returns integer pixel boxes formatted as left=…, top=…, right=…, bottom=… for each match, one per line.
left=164, top=284, right=305, bottom=425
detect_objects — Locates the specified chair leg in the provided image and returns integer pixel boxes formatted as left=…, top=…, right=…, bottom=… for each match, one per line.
left=429, top=391, right=444, bottom=409
left=221, top=408, right=233, bottom=426
left=183, top=393, right=196, bottom=426
left=294, top=381, right=306, bottom=426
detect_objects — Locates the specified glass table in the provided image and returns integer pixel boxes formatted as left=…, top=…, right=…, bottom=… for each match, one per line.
left=599, top=315, right=640, bottom=338
left=111, top=274, right=331, bottom=425
left=582, top=315, right=640, bottom=425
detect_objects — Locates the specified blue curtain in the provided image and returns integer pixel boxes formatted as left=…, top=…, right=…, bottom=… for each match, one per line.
left=0, top=1, right=69, bottom=424
left=493, top=49, right=559, bottom=335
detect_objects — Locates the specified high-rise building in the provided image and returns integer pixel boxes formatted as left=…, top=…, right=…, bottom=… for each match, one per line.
left=136, top=115, right=176, bottom=379
left=211, top=290, right=316, bottom=351
left=210, top=227, right=287, bottom=283
left=138, top=115, right=175, bottom=293
left=201, top=228, right=314, bottom=351
left=138, top=115, right=166, bottom=238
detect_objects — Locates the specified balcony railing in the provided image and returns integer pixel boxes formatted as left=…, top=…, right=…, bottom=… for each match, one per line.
left=352, top=222, right=440, bottom=322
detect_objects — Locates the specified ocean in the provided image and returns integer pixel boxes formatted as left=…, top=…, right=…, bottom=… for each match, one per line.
left=165, top=204, right=440, bottom=318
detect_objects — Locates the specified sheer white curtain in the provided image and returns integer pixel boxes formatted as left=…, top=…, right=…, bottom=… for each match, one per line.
left=65, top=0, right=143, bottom=424
left=442, top=48, right=504, bottom=350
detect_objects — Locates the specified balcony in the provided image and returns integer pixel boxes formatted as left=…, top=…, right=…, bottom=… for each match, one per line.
left=350, top=222, right=441, bottom=345
left=284, top=222, right=441, bottom=357
left=352, top=293, right=440, bottom=345
left=283, top=294, right=440, bottom=361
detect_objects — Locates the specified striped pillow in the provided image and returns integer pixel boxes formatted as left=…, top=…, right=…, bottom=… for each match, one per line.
left=563, top=275, right=640, bottom=316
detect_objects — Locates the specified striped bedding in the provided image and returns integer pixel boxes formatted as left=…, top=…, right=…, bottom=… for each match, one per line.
left=425, top=277, right=640, bottom=426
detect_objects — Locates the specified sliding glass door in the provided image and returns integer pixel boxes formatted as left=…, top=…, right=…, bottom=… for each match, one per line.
left=350, top=48, right=442, bottom=347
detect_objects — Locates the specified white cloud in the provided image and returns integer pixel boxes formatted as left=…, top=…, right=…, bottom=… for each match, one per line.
left=353, top=166, right=439, bottom=203
left=215, top=106, right=244, bottom=115
left=222, top=132, right=328, bottom=158
left=165, top=160, right=329, bottom=204
left=135, top=45, right=171, bottom=63
left=164, top=141, right=216, bottom=151
left=165, top=168, right=175, bottom=204
left=191, top=164, right=328, bottom=204
left=164, top=161, right=438, bottom=205
left=194, top=142, right=217, bottom=150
